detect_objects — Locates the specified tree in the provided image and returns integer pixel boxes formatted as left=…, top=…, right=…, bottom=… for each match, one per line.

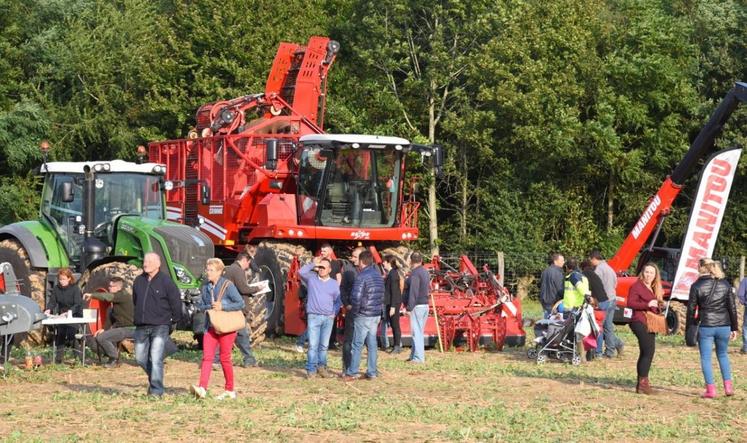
left=332, top=0, right=496, bottom=256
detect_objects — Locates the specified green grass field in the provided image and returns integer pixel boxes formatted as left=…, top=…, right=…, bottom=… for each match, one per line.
left=1, top=301, right=746, bottom=442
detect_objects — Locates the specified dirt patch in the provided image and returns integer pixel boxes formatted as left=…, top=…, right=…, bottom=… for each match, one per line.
left=1, top=332, right=746, bottom=441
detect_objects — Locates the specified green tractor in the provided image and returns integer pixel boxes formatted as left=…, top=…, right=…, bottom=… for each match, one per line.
left=0, top=148, right=213, bottom=342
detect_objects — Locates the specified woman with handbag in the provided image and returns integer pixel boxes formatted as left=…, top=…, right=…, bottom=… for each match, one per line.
left=191, top=258, right=245, bottom=400
left=685, top=258, right=738, bottom=398
left=626, top=262, right=664, bottom=394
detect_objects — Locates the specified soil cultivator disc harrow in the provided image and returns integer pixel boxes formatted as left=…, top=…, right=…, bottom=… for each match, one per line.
left=427, top=256, right=517, bottom=351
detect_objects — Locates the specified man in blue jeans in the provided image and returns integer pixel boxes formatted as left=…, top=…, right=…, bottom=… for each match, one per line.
left=737, top=277, right=747, bottom=353
left=343, top=250, right=384, bottom=380
left=589, top=251, right=624, bottom=358
left=404, top=252, right=430, bottom=363
left=299, top=256, right=340, bottom=378
left=132, top=252, right=182, bottom=397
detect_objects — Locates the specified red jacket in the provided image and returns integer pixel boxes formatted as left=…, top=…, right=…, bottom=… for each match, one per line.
left=627, top=279, right=660, bottom=325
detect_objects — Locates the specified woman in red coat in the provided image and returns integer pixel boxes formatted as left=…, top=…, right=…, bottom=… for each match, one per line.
left=627, top=262, right=663, bottom=394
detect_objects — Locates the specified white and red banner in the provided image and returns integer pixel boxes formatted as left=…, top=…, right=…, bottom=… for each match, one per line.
left=670, top=147, right=742, bottom=301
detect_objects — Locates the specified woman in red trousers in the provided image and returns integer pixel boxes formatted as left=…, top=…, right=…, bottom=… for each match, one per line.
left=191, top=258, right=245, bottom=400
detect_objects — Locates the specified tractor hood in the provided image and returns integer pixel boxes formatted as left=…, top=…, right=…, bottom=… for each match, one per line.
left=153, top=224, right=214, bottom=281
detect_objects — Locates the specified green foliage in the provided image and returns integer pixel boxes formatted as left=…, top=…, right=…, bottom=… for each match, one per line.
left=0, top=0, right=745, bottom=269
left=0, top=173, right=42, bottom=225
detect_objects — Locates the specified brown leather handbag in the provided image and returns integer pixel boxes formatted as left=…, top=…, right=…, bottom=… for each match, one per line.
left=644, top=310, right=667, bottom=334
left=207, top=281, right=246, bottom=334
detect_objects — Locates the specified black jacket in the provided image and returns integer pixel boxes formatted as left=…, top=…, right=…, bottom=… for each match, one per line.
left=582, top=269, right=608, bottom=303
left=539, top=264, right=564, bottom=309
left=350, top=265, right=384, bottom=317
left=47, top=283, right=83, bottom=316
left=132, top=271, right=183, bottom=326
left=384, top=269, right=403, bottom=307
left=340, top=261, right=358, bottom=307
left=224, top=262, right=254, bottom=297
left=686, top=275, right=738, bottom=331
left=405, top=266, right=430, bottom=311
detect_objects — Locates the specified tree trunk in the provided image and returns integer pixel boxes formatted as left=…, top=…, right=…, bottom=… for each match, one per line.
left=607, top=173, right=616, bottom=231
left=460, top=145, right=467, bottom=242
left=428, top=81, right=439, bottom=257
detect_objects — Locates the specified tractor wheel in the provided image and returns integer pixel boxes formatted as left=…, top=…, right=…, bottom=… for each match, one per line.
left=380, top=245, right=415, bottom=274
left=79, top=261, right=141, bottom=295
left=0, top=239, right=47, bottom=345
left=254, top=242, right=304, bottom=337
left=667, top=301, right=685, bottom=335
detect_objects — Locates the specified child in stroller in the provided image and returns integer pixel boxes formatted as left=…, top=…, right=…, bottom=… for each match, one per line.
left=527, top=298, right=597, bottom=365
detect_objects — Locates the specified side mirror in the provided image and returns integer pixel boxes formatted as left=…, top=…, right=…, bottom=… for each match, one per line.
left=61, top=181, right=75, bottom=203
left=200, top=182, right=210, bottom=205
left=265, top=139, right=278, bottom=170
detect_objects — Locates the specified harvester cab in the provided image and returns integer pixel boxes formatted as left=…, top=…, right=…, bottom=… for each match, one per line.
left=294, top=134, right=439, bottom=233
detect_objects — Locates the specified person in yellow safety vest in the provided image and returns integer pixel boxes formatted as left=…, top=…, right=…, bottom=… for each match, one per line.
left=563, top=258, right=590, bottom=309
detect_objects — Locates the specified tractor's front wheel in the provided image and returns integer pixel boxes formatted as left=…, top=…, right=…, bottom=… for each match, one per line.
left=0, top=239, right=47, bottom=345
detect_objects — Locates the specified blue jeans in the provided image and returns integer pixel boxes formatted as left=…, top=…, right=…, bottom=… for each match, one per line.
left=296, top=329, right=308, bottom=347
left=742, top=310, right=747, bottom=352
left=134, top=324, right=170, bottom=396
left=698, top=326, right=732, bottom=385
left=596, top=300, right=623, bottom=356
left=409, top=305, right=429, bottom=362
left=346, top=315, right=380, bottom=377
left=306, top=314, right=334, bottom=373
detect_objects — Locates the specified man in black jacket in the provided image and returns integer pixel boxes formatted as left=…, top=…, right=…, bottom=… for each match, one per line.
left=215, top=252, right=259, bottom=367
left=341, top=246, right=365, bottom=373
left=539, top=253, right=565, bottom=318
left=132, top=252, right=182, bottom=397
left=343, top=250, right=385, bottom=380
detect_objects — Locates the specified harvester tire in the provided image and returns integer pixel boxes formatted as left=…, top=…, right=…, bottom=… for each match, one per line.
left=254, top=242, right=299, bottom=337
left=0, top=239, right=47, bottom=345
left=380, top=246, right=415, bottom=274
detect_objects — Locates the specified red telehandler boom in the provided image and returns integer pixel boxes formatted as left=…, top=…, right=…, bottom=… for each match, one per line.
left=149, top=37, right=526, bottom=349
left=608, top=81, right=747, bottom=332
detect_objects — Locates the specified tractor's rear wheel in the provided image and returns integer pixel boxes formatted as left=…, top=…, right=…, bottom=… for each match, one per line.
left=0, top=239, right=47, bottom=346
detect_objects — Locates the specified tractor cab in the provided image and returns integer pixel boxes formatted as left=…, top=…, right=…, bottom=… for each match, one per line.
left=294, top=134, right=411, bottom=228
left=39, top=160, right=173, bottom=270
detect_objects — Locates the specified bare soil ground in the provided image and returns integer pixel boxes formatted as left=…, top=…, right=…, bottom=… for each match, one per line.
left=2, top=327, right=746, bottom=442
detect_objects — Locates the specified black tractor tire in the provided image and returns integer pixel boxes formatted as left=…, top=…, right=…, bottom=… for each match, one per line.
left=0, top=239, right=47, bottom=345
left=380, top=245, right=415, bottom=274
left=79, top=261, right=141, bottom=295
left=667, top=301, right=684, bottom=336
left=253, top=242, right=301, bottom=337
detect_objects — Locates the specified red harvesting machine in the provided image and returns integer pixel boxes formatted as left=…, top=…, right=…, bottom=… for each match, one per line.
left=148, top=36, right=525, bottom=349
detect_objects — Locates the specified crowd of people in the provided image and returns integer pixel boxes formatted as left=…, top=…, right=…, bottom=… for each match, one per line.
left=40, top=244, right=746, bottom=400
left=540, top=250, right=743, bottom=398
left=42, top=243, right=428, bottom=400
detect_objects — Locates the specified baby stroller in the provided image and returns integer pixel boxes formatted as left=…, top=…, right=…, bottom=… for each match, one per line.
left=527, top=298, right=598, bottom=365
